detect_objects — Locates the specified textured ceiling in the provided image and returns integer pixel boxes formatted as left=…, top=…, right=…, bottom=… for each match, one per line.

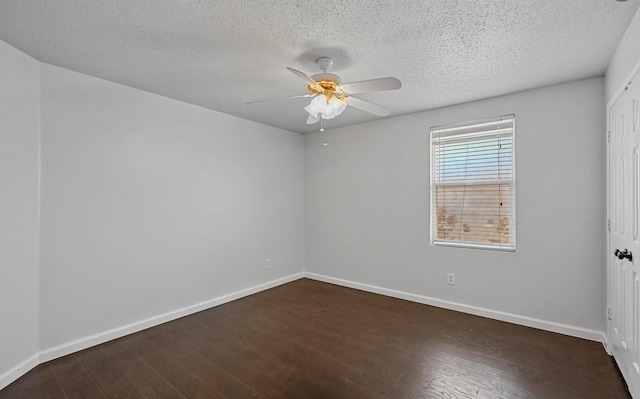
left=0, top=0, right=638, bottom=134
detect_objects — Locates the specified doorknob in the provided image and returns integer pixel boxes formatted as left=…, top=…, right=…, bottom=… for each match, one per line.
left=615, top=249, right=633, bottom=261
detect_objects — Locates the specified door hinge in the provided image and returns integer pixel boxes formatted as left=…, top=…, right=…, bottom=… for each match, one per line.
left=608, top=219, right=611, bottom=232
left=607, top=130, right=611, bottom=143
left=607, top=307, right=612, bottom=321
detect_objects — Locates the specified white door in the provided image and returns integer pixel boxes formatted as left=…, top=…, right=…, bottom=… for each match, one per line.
left=609, top=74, right=640, bottom=397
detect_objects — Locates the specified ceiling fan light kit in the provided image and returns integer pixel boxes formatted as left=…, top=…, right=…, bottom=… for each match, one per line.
left=304, top=95, right=347, bottom=120
left=249, top=57, right=402, bottom=131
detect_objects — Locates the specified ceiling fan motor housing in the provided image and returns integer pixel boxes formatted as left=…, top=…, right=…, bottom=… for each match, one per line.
left=309, top=57, right=344, bottom=96
left=308, top=72, right=344, bottom=99
left=310, top=72, right=342, bottom=84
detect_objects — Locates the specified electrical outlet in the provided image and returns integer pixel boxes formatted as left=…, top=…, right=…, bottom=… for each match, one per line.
left=266, top=259, right=271, bottom=269
left=447, top=273, right=455, bottom=285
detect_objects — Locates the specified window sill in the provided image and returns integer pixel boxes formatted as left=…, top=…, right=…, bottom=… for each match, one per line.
left=431, top=240, right=516, bottom=252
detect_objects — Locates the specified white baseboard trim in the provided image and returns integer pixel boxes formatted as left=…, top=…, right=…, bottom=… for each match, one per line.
left=2, top=271, right=607, bottom=392
left=40, top=272, right=304, bottom=362
left=304, top=272, right=606, bottom=343
left=1, top=272, right=303, bottom=391
left=603, top=333, right=612, bottom=355
left=0, top=354, right=39, bottom=391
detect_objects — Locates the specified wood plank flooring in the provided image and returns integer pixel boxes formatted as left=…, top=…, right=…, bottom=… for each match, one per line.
left=0, top=278, right=630, bottom=398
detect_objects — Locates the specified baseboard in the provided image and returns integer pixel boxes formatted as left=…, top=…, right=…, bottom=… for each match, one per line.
left=0, top=354, right=39, bottom=391
left=39, top=272, right=304, bottom=362
left=0, top=272, right=304, bottom=391
left=304, top=272, right=606, bottom=343
left=2, top=271, right=606, bottom=392
left=603, top=333, right=612, bottom=355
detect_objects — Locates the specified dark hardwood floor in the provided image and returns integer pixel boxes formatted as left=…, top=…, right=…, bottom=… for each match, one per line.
left=0, top=278, right=630, bottom=398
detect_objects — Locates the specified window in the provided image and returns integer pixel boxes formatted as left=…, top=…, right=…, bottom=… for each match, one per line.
left=430, top=115, right=515, bottom=251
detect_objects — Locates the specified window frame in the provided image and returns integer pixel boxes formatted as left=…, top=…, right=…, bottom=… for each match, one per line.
left=429, top=115, right=517, bottom=252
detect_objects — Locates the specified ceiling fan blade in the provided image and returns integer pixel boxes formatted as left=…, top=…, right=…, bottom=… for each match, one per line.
left=287, top=67, right=323, bottom=92
left=341, top=77, right=401, bottom=94
left=345, top=96, right=391, bottom=117
left=246, top=94, right=315, bottom=105
left=306, top=114, right=320, bottom=124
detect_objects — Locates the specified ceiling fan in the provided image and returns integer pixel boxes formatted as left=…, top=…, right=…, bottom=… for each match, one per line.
left=248, top=57, right=402, bottom=127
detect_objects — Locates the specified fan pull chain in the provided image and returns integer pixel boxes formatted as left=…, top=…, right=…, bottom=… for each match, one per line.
left=321, top=118, right=328, bottom=146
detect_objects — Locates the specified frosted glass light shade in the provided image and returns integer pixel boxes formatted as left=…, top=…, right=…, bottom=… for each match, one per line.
left=304, top=95, right=347, bottom=120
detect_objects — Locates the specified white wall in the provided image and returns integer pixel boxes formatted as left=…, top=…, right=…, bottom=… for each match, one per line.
left=305, top=78, right=606, bottom=334
left=606, top=7, right=640, bottom=102
left=38, top=64, right=304, bottom=351
left=0, top=41, right=40, bottom=382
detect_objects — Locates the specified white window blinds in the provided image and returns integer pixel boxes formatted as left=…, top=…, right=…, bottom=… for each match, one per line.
left=431, top=115, right=516, bottom=251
